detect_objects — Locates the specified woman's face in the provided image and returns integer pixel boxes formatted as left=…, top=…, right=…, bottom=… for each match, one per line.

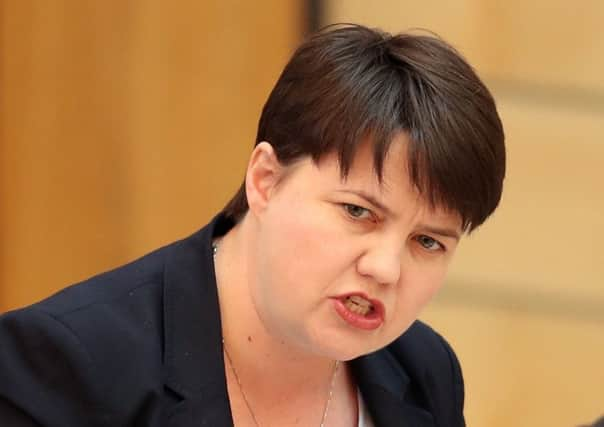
left=248, top=135, right=462, bottom=361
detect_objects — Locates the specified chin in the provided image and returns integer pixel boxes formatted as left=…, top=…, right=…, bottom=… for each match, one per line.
left=307, top=334, right=384, bottom=362
left=300, top=319, right=391, bottom=361
left=330, top=344, right=386, bottom=361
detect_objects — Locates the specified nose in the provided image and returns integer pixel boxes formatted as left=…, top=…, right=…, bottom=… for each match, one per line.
left=356, top=238, right=402, bottom=286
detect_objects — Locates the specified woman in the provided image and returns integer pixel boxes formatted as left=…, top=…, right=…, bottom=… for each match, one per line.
left=0, top=25, right=505, bottom=426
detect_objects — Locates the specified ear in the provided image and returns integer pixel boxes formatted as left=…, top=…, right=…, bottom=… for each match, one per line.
left=245, top=142, right=283, bottom=216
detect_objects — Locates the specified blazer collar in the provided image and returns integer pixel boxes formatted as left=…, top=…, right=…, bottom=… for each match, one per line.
left=351, top=350, right=436, bottom=427
left=162, top=213, right=234, bottom=426
left=159, top=213, right=435, bottom=427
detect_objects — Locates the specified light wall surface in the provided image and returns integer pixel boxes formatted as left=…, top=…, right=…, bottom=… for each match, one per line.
left=325, top=1, right=604, bottom=426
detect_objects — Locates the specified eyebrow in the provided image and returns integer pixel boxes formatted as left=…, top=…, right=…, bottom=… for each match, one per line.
left=418, top=225, right=461, bottom=241
left=335, top=189, right=393, bottom=216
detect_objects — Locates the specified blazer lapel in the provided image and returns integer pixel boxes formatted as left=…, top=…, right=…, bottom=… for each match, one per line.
left=161, top=215, right=235, bottom=427
left=351, top=350, right=436, bottom=427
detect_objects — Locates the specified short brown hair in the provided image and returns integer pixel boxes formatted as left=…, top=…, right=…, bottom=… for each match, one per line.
left=223, top=24, right=505, bottom=232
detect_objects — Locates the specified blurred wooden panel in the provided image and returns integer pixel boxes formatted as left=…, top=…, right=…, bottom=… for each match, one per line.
left=114, top=1, right=301, bottom=252
left=450, top=97, right=604, bottom=299
left=422, top=302, right=604, bottom=427
left=475, top=1, right=604, bottom=91
left=0, top=2, right=134, bottom=311
left=325, top=0, right=604, bottom=90
left=0, top=1, right=301, bottom=311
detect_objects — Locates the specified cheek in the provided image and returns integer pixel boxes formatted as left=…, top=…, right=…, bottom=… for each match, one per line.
left=391, top=267, right=447, bottom=326
left=261, top=199, right=354, bottom=296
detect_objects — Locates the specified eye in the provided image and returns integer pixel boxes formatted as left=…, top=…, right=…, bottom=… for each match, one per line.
left=343, top=204, right=373, bottom=220
left=416, top=235, right=445, bottom=252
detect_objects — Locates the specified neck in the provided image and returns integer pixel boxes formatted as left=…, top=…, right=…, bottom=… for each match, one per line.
left=214, top=215, right=337, bottom=391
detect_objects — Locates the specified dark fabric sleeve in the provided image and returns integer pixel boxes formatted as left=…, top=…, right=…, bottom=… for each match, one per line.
left=0, top=307, right=106, bottom=427
left=392, top=321, right=466, bottom=427
left=435, top=332, right=466, bottom=427
left=0, top=398, right=43, bottom=426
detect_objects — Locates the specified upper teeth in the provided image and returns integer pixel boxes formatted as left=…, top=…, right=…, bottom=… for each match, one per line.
left=345, top=296, right=374, bottom=315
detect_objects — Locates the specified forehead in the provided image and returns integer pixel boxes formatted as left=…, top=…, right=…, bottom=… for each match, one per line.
left=326, top=133, right=412, bottom=194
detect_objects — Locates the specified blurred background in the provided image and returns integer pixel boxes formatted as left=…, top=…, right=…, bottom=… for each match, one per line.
left=1, top=1, right=602, bottom=426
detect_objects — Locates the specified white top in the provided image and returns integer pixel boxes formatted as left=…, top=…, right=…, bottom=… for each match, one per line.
left=357, top=388, right=376, bottom=427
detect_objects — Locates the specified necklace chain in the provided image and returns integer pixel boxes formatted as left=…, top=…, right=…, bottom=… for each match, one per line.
left=223, top=343, right=340, bottom=427
left=223, top=344, right=262, bottom=427
left=215, top=241, right=340, bottom=427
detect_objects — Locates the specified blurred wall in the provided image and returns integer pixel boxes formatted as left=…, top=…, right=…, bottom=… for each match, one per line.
left=0, top=1, right=302, bottom=311
left=324, top=1, right=604, bottom=426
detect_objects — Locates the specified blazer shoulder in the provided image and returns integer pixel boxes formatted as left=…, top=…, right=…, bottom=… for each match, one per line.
left=31, top=225, right=208, bottom=318
left=389, top=320, right=465, bottom=426
left=33, top=242, right=171, bottom=318
left=0, top=306, right=109, bottom=426
left=0, top=234, right=197, bottom=426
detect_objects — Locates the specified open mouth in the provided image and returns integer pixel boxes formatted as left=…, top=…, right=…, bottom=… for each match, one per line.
left=343, top=295, right=374, bottom=316
left=332, top=293, right=385, bottom=330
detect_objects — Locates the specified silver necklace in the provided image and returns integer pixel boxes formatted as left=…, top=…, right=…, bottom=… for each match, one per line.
left=223, top=343, right=340, bottom=427
left=213, top=241, right=340, bottom=427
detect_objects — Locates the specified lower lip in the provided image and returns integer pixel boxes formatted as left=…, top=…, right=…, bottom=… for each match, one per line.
left=331, top=299, right=384, bottom=330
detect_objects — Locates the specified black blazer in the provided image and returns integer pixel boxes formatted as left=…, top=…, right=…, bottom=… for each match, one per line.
left=0, top=214, right=465, bottom=427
